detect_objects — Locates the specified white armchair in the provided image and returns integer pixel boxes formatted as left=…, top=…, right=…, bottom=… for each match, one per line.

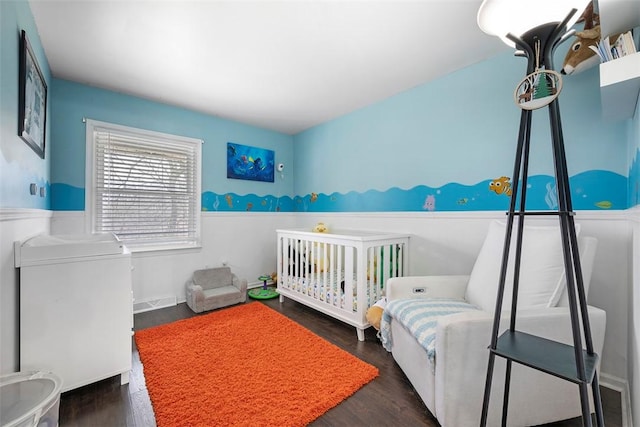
left=383, top=221, right=606, bottom=427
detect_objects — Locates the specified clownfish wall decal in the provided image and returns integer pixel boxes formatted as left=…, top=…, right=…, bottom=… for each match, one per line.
left=489, top=176, right=512, bottom=197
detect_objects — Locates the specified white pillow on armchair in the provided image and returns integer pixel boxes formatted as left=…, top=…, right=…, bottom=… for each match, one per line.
left=465, top=220, right=580, bottom=313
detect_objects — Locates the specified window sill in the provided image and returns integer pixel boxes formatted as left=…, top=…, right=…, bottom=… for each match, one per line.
left=126, top=242, right=202, bottom=256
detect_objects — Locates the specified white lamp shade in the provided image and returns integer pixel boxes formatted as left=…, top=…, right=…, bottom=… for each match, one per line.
left=477, top=0, right=592, bottom=47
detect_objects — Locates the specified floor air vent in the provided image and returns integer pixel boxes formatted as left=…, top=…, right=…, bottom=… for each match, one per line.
left=133, top=296, right=177, bottom=314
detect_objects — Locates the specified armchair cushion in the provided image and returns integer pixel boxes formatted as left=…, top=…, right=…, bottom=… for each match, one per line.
left=193, top=267, right=233, bottom=289
left=465, top=220, right=580, bottom=312
left=380, top=298, right=479, bottom=367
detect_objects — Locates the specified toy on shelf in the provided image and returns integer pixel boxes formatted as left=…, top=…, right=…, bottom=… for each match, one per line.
left=560, top=1, right=627, bottom=75
left=247, top=275, right=279, bottom=300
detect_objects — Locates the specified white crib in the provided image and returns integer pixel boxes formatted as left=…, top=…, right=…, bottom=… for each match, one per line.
left=276, top=229, right=410, bottom=341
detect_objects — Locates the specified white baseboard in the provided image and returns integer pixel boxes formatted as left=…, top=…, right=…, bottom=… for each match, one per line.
left=599, top=372, right=633, bottom=427
left=133, top=296, right=177, bottom=314
left=248, top=279, right=274, bottom=289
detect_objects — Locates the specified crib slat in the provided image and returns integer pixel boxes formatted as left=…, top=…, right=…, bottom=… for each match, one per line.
left=322, top=242, right=328, bottom=299
left=337, top=244, right=343, bottom=306
left=345, top=246, right=354, bottom=311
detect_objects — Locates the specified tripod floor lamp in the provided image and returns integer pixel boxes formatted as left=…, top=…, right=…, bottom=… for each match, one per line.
left=477, top=1, right=604, bottom=426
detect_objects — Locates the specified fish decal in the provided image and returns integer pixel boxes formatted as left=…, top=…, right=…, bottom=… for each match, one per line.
left=457, top=198, right=469, bottom=205
left=246, top=202, right=253, bottom=211
left=310, top=192, right=318, bottom=203
left=225, top=194, right=234, bottom=208
left=253, top=157, right=264, bottom=170
left=423, top=195, right=436, bottom=211
left=489, top=176, right=512, bottom=196
left=595, top=201, right=612, bottom=209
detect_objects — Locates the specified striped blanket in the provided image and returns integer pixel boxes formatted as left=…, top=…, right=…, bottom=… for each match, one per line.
left=380, top=298, right=479, bottom=368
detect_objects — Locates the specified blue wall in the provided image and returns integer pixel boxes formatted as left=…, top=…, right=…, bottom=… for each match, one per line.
left=2, top=1, right=636, bottom=212
left=630, top=92, right=640, bottom=208
left=293, top=49, right=631, bottom=212
left=50, top=79, right=295, bottom=212
left=0, top=0, right=51, bottom=209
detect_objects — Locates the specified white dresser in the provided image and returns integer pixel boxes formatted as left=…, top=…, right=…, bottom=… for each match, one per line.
left=14, top=233, right=132, bottom=392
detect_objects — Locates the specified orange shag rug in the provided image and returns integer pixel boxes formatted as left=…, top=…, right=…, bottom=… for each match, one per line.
left=135, top=302, right=379, bottom=427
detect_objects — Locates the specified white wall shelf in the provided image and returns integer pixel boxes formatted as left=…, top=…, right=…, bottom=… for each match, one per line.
left=598, top=0, right=640, bottom=121
left=600, top=51, right=640, bottom=121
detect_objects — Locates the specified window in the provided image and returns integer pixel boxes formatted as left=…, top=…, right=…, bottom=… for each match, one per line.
left=86, top=120, right=201, bottom=250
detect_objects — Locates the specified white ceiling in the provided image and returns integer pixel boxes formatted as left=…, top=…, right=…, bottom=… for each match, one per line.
left=29, top=0, right=508, bottom=135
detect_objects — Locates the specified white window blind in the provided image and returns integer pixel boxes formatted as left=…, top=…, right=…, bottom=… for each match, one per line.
left=86, top=120, right=201, bottom=249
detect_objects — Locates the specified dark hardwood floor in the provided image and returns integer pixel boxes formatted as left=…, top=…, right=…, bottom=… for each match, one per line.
left=59, top=298, right=623, bottom=426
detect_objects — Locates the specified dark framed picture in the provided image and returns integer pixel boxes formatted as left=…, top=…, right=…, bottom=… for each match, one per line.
left=226, top=142, right=275, bottom=183
left=18, top=30, right=47, bottom=159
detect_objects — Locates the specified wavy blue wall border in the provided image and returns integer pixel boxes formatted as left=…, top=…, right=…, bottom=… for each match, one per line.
left=51, top=170, right=627, bottom=212
left=51, top=183, right=84, bottom=211
left=630, top=147, right=639, bottom=207
left=293, top=171, right=626, bottom=212
left=202, top=192, right=294, bottom=212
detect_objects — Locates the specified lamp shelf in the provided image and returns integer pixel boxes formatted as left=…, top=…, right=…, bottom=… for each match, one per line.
left=493, top=330, right=599, bottom=384
left=600, top=51, right=640, bottom=121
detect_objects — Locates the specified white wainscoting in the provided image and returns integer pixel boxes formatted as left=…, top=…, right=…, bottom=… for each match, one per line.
left=51, top=211, right=298, bottom=308
left=0, top=209, right=51, bottom=373
left=4, top=207, right=636, bottom=418
left=628, top=205, right=639, bottom=427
